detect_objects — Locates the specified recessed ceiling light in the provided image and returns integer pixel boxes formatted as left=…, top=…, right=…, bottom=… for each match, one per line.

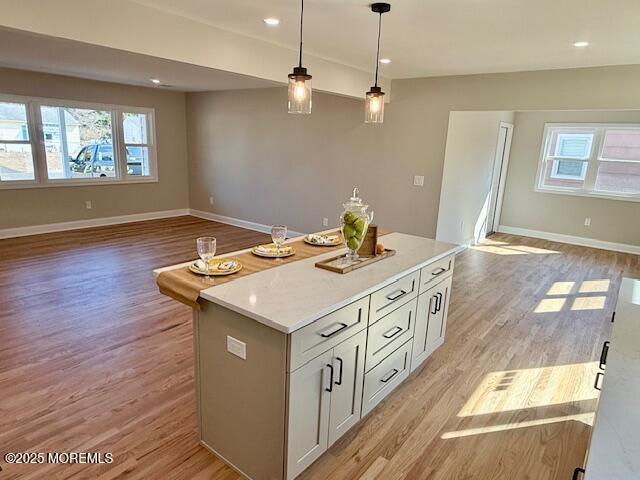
left=379, top=58, right=391, bottom=64
left=150, top=78, right=161, bottom=84
left=573, top=41, right=589, bottom=48
left=263, top=18, right=280, bottom=26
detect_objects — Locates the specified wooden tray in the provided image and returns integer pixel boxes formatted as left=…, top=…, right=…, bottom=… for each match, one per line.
left=315, top=249, right=396, bottom=274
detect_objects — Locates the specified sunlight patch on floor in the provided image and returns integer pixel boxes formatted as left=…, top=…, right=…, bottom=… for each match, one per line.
left=571, top=296, right=607, bottom=311
left=442, top=412, right=595, bottom=439
left=534, top=298, right=566, bottom=313
left=471, top=241, right=559, bottom=255
left=579, top=280, right=610, bottom=293
left=547, top=281, right=575, bottom=295
left=457, top=362, right=599, bottom=418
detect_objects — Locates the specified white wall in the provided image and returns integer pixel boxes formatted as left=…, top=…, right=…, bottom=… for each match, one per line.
left=436, top=111, right=514, bottom=245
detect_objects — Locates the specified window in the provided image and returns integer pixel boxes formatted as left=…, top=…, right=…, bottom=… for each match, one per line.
left=0, top=94, right=157, bottom=188
left=0, top=101, right=35, bottom=182
left=537, top=124, right=640, bottom=201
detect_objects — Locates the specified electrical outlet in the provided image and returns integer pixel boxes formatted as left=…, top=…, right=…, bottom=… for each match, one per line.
left=413, top=175, right=425, bottom=187
left=322, top=217, right=329, bottom=227
left=227, top=336, right=246, bottom=360
left=85, top=201, right=92, bottom=210
left=584, top=217, right=591, bottom=227
left=209, top=196, right=214, bottom=206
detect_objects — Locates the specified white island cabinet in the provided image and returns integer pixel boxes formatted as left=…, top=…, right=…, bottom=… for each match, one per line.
left=158, top=232, right=461, bottom=480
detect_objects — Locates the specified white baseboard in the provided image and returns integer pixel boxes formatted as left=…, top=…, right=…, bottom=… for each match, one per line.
left=0, top=209, right=190, bottom=240
left=497, top=225, right=640, bottom=255
left=189, top=209, right=305, bottom=238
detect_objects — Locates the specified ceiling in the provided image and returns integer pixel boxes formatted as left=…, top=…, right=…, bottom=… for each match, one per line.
left=0, top=28, right=276, bottom=92
left=131, top=0, right=640, bottom=78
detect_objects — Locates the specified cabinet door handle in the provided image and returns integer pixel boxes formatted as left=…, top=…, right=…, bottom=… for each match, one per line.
left=386, top=289, right=407, bottom=301
left=599, top=341, right=610, bottom=371
left=383, top=326, right=403, bottom=339
left=431, top=267, right=447, bottom=277
left=611, top=311, right=616, bottom=323
left=594, top=371, right=604, bottom=391
left=325, top=363, right=334, bottom=392
left=335, top=357, right=343, bottom=386
left=380, top=368, right=399, bottom=383
left=572, top=467, right=585, bottom=480
left=319, top=322, right=348, bottom=338
left=435, top=292, right=443, bottom=312
left=431, top=295, right=439, bottom=315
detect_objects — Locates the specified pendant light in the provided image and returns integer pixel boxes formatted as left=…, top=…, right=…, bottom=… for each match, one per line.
left=288, top=0, right=312, bottom=114
left=365, top=3, right=391, bottom=124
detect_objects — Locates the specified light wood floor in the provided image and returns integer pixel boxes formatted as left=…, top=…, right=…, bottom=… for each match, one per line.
left=0, top=217, right=637, bottom=479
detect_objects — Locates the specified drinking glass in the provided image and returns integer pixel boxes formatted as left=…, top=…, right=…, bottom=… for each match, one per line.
left=196, top=236, right=217, bottom=280
left=271, top=225, right=287, bottom=257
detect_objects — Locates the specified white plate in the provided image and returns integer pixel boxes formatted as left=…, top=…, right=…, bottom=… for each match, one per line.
left=189, top=258, right=243, bottom=276
left=251, top=244, right=296, bottom=258
left=303, top=234, right=342, bottom=247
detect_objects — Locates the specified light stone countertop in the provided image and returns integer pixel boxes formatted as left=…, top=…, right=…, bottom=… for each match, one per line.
left=155, top=231, right=462, bottom=333
left=585, top=277, right=640, bottom=480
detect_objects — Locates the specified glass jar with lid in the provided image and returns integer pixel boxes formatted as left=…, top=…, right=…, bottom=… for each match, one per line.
left=339, top=187, right=374, bottom=262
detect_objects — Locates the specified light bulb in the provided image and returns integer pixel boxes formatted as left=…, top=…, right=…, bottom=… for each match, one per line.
left=294, top=81, right=307, bottom=102
left=369, top=96, right=381, bottom=113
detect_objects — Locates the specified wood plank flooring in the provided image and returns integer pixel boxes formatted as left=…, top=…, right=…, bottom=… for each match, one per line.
left=0, top=217, right=638, bottom=479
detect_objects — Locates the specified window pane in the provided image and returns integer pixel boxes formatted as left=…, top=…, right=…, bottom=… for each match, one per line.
left=126, top=146, right=150, bottom=176
left=553, top=133, right=593, bottom=159
left=41, top=106, right=115, bottom=180
left=123, top=113, right=147, bottom=144
left=0, top=102, right=29, bottom=141
left=595, top=160, right=640, bottom=195
left=601, top=128, right=640, bottom=162
left=542, top=159, right=587, bottom=189
left=0, top=143, right=35, bottom=181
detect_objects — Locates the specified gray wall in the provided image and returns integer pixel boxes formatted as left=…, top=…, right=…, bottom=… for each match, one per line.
left=187, top=64, right=640, bottom=239
left=0, top=68, right=189, bottom=229
left=437, top=111, right=514, bottom=245
left=501, top=110, right=640, bottom=246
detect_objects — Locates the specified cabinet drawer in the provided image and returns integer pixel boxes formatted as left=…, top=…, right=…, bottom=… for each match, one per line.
left=419, top=255, right=454, bottom=294
left=365, top=297, right=416, bottom=372
left=289, top=296, right=369, bottom=371
left=362, top=339, right=412, bottom=417
left=370, top=270, right=420, bottom=323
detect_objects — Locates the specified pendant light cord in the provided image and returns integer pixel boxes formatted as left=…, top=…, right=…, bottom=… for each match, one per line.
left=374, top=12, right=382, bottom=87
left=298, top=0, right=304, bottom=68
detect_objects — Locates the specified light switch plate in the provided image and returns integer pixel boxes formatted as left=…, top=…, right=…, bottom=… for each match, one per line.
left=322, top=217, right=329, bottom=227
left=413, top=175, right=425, bottom=187
left=227, top=336, right=246, bottom=360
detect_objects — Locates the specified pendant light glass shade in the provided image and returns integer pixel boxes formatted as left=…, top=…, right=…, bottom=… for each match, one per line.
left=365, top=3, right=390, bottom=124
left=288, top=67, right=312, bottom=114
left=365, top=86, right=385, bottom=123
left=288, top=0, right=312, bottom=114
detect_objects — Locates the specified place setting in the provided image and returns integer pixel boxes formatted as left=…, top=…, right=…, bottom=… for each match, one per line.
left=251, top=224, right=296, bottom=259
left=189, top=236, right=242, bottom=280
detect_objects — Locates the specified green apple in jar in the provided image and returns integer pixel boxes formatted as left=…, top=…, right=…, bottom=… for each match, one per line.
left=343, top=211, right=358, bottom=225
left=347, top=237, right=360, bottom=250
left=343, top=224, right=356, bottom=239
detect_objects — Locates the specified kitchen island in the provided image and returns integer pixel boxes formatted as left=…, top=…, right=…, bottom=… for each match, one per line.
left=156, top=231, right=461, bottom=480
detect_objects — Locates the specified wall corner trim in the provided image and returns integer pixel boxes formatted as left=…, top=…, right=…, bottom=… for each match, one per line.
left=497, top=225, right=640, bottom=255
left=189, top=209, right=305, bottom=238
left=0, top=209, right=190, bottom=240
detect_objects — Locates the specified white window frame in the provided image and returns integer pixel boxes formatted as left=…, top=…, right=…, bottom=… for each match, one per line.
left=0, top=93, right=158, bottom=189
left=535, top=123, right=640, bottom=203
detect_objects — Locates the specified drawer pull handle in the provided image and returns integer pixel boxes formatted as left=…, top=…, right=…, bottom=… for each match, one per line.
left=572, top=467, right=585, bottom=480
left=611, top=311, right=616, bottom=323
left=335, top=357, right=343, bottom=386
left=386, top=289, right=407, bottom=301
left=431, top=267, right=447, bottom=276
left=380, top=368, right=399, bottom=383
left=325, top=363, right=334, bottom=392
left=599, top=341, right=610, bottom=371
left=319, top=322, right=348, bottom=338
left=594, top=371, right=604, bottom=391
left=383, top=326, right=403, bottom=339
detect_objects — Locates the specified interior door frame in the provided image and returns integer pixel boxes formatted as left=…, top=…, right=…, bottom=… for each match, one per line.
left=488, top=121, right=514, bottom=233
